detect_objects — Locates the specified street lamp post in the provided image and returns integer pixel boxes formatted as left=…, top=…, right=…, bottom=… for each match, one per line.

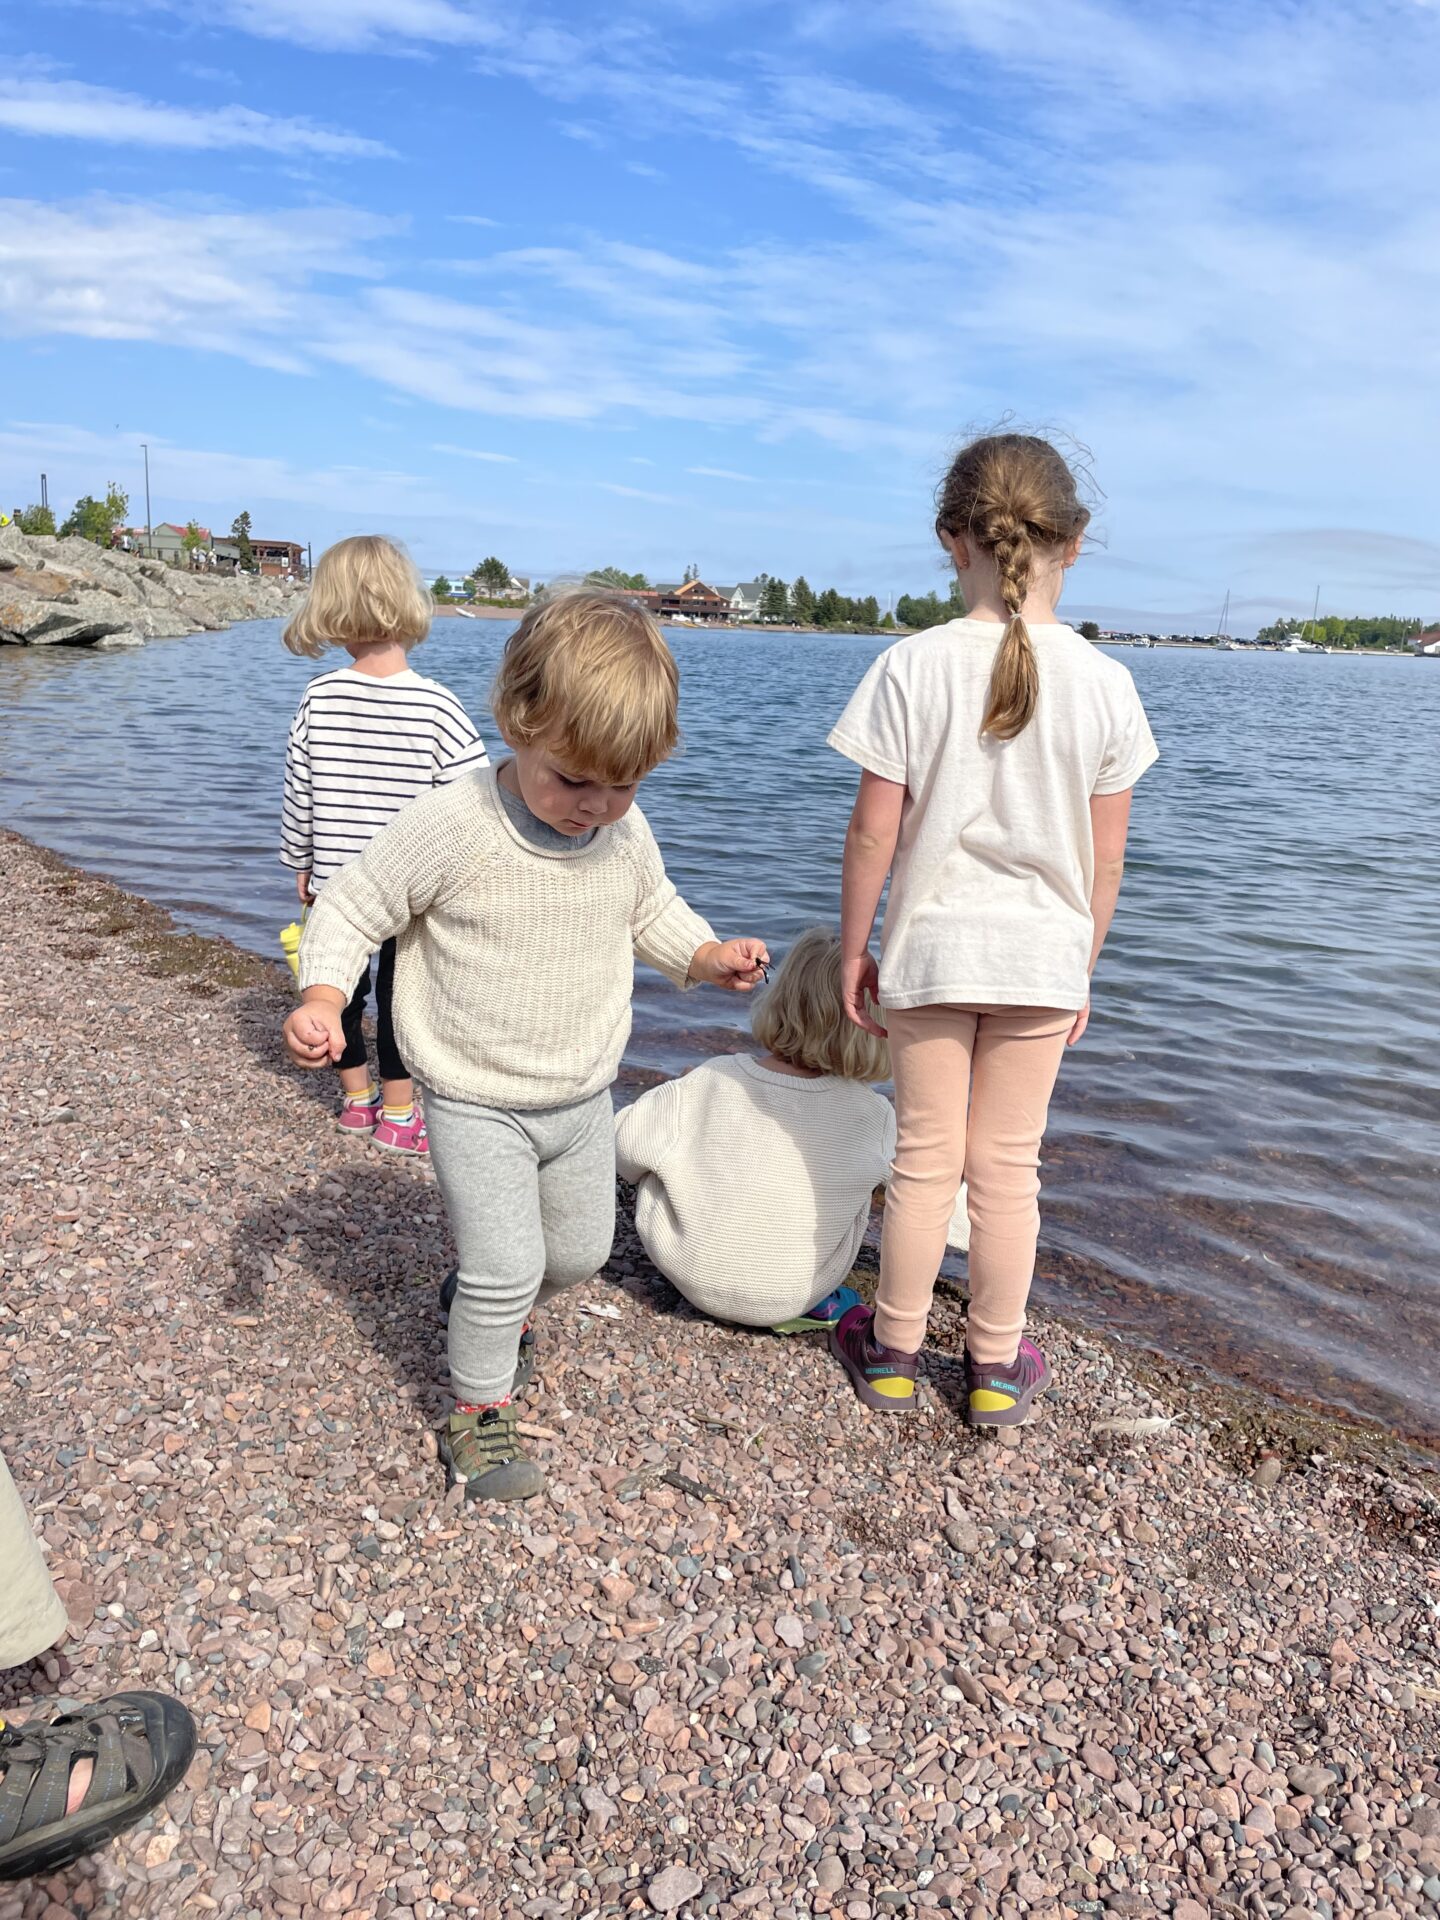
left=141, top=442, right=153, bottom=556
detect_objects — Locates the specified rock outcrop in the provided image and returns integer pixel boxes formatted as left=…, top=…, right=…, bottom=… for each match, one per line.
left=0, top=524, right=302, bottom=648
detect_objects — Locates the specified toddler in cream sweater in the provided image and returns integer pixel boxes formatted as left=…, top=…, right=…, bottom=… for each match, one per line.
left=616, top=930, right=966, bottom=1332
left=283, top=591, right=768, bottom=1502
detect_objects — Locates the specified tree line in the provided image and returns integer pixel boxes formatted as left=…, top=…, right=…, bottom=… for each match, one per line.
left=1255, top=614, right=1434, bottom=651
left=581, top=568, right=1093, bottom=634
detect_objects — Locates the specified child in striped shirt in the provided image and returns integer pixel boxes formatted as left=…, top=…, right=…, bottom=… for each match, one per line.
left=279, top=535, right=488, bottom=1152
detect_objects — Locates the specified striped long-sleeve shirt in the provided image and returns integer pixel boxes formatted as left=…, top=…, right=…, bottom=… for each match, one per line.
left=280, top=665, right=489, bottom=888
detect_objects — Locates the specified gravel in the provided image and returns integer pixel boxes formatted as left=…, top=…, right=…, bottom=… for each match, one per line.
left=2, top=830, right=1438, bottom=1919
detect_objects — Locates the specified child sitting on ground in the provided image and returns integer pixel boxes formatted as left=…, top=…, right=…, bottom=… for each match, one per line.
left=616, top=928, right=965, bottom=1339
left=279, top=535, right=489, bottom=1154
left=283, top=590, right=768, bottom=1502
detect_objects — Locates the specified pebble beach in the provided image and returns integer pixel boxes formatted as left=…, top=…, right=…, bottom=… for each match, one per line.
left=2, top=828, right=1438, bottom=1920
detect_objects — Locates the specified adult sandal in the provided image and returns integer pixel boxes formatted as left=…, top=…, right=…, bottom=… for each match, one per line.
left=0, top=1691, right=197, bottom=1881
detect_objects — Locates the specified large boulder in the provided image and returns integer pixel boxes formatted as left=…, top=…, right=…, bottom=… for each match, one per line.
left=0, top=522, right=300, bottom=645
left=1, top=586, right=142, bottom=647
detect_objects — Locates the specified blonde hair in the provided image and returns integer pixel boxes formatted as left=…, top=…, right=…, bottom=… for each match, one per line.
left=935, top=434, right=1090, bottom=741
left=283, top=535, right=432, bottom=659
left=751, top=928, right=890, bottom=1082
left=491, top=588, right=679, bottom=785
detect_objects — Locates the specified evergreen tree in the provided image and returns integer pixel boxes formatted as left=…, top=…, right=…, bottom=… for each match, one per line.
left=1078, top=620, right=1101, bottom=641
left=790, top=576, right=815, bottom=624
left=814, top=587, right=842, bottom=626
left=432, top=575, right=453, bottom=599
left=475, top=556, right=511, bottom=594
left=896, top=591, right=949, bottom=630
left=859, top=595, right=880, bottom=629
left=231, top=511, right=256, bottom=573
left=762, top=577, right=789, bottom=622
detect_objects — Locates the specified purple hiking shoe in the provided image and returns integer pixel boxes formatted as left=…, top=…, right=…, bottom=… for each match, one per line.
left=964, top=1337, right=1052, bottom=1426
left=829, top=1302, right=920, bottom=1412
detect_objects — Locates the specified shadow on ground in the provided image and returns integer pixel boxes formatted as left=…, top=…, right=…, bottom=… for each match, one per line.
left=226, top=982, right=337, bottom=1111
left=227, top=1152, right=453, bottom=1409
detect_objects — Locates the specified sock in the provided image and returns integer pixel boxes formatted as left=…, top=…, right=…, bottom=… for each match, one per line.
left=342, top=1083, right=378, bottom=1108
left=382, top=1102, right=415, bottom=1125
left=454, top=1394, right=510, bottom=1415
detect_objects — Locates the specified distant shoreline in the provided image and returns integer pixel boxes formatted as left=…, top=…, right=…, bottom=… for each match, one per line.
left=431, top=604, right=1422, bottom=654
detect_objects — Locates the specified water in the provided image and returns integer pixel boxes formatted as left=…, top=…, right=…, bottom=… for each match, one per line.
left=5, top=622, right=1439, bottom=1444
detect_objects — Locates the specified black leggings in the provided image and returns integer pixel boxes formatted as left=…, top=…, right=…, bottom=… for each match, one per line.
left=338, top=940, right=407, bottom=1083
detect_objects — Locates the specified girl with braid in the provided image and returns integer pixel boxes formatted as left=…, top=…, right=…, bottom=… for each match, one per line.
left=825, top=433, right=1158, bottom=1424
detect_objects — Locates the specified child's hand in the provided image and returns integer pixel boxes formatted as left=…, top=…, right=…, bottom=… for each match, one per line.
left=1066, top=1001, right=1090, bottom=1046
left=296, top=870, right=315, bottom=907
left=688, top=937, right=771, bottom=993
left=841, top=951, right=887, bottom=1037
left=284, top=999, right=345, bottom=1069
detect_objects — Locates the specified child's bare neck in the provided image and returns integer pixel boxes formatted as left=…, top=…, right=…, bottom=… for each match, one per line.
left=345, top=639, right=410, bottom=677
left=757, top=1051, right=824, bottom=1079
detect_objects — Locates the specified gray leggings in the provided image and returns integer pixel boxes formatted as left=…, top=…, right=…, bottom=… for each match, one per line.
left=424, top=1087, right=616, bottom=1406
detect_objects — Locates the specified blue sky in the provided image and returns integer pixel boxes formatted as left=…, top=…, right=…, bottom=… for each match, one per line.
left=4, top=0, right=1439, bottom=631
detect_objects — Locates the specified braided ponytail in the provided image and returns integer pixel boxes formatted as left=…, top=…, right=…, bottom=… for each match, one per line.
left=985, top=520, right=1039, bottom=740
left=934, top=434, right=1089, bottom=743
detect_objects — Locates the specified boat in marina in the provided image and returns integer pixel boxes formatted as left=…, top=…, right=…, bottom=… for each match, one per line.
left=1213, top=589, right=1237, bottom=648
left=1283, top=587, right=1326, bottom=652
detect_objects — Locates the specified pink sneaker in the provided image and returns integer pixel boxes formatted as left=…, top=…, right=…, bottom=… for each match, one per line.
left=373, top=1109, right=428, bottom=1155
left=337, top=1096, right=380, bottom=1135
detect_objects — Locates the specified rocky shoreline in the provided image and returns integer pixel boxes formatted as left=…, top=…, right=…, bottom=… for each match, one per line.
left=0, top=524, right=302, bottom=650
left=2, top=830, right=1438, bottom=1920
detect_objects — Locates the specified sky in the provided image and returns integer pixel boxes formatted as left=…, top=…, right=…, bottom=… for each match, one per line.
left=4, top=0, right=1439, bottom=633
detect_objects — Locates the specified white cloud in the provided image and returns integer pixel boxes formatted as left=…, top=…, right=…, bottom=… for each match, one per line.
left=0, top=418, right=443, bottom=515
left=599, top=481, right=681, bottom=505
left=0, top=75, right=391, bottom=157
left=431, top=441, right=518, bottom=463
left=687, top=466, right=757, bottom=484
left=0, top=197, right=389, bottom=370
left=213, top=0, right=508, bottom=51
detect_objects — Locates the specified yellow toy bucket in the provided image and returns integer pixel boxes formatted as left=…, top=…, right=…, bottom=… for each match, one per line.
left=279, top=908, right=307, bottom=985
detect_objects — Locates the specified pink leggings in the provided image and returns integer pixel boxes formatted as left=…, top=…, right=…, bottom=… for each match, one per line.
left=875, top=1004, right=1072, bottom=1363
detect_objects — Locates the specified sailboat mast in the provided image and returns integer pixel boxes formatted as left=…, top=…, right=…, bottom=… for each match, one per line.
left=1300, top=585, right=1320, bottom=644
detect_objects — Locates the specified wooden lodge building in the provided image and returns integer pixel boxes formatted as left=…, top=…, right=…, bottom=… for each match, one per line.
left=629, top=579, right=733, bottom=624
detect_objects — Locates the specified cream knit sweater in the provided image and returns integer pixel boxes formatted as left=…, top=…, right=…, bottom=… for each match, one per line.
left=615, top=1056, right=897, bottom=1326
left=299, top=767, right=716, bottom=1110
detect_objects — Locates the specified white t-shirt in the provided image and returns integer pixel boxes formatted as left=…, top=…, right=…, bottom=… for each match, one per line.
left=828, top=619, right=1158, bottom=1012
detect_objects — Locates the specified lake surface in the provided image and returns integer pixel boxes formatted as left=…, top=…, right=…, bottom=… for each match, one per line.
left=4, top=623, right=1439, bottom=1445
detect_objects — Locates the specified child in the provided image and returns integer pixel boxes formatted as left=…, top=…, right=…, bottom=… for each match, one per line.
left=827, top=432, right=1158, bottom=1425
left=282, top=590, right=768, bottom=1501
left=614, top=928, right=890, bottom=1334
left=279, top=535, right=489, bottom=1153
